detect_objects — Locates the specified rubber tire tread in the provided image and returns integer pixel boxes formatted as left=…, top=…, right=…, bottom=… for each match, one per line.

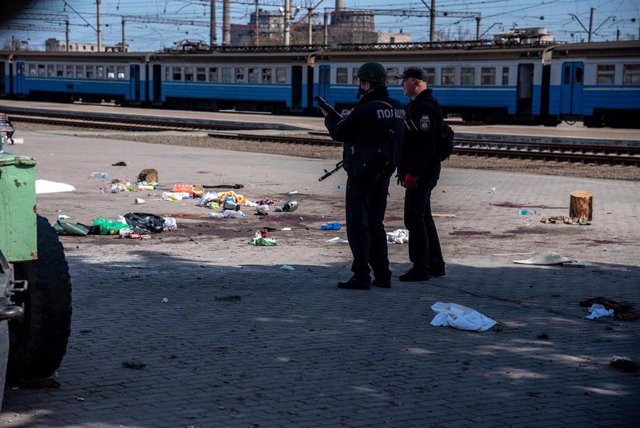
left=8, top=215, right=72, bottom=381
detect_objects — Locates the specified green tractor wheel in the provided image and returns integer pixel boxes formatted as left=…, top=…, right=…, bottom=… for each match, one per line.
left=8, top=215, right=72, bottom=381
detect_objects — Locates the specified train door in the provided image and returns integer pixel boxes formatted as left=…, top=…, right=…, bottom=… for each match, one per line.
left=516, top=63, right=534, bottom=118
left=129, top=64, right=141, bottom=103
left=0, top=61, right=5, bottom=95
left=291, top=65, right=303, bottom=111
left=559, top=62, right=584, bottom=115
left=317, top=64, right=330, bottom=101
left=153, top=64, right=162, bottom=105
left=15, top=62, right=25, bottom=95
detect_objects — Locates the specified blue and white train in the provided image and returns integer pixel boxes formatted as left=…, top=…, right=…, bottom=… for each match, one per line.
left=0, top=40, right=638, bottom=127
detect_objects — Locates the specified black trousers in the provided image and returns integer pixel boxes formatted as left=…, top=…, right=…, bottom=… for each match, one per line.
left=345, top=173, right=391, bottom=282
left=404, top=184, right=445, bottom=274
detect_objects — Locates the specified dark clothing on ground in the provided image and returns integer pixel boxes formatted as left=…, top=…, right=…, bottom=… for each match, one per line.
left=400, top=88, right=446, bottom=274
left=324, top=86, right=405, bottom=282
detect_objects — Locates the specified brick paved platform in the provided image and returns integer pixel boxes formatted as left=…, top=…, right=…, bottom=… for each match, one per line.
left=1, top=130, right=638, bottom=427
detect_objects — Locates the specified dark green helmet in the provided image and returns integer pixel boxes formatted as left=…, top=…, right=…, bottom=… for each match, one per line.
left=357, top=62, right=386, bottom=85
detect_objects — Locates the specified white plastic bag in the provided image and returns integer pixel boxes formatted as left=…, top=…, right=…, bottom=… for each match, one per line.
left=430, top=302, right=496, bottom=331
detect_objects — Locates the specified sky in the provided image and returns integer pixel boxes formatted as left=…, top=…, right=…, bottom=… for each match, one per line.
left=1, top=0, right=638, bottom=51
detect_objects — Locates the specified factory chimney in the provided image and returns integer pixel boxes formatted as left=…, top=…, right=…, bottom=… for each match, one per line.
left=335, top=0, right=344, bottom=11
left=223, top=0, right=231, bottom=45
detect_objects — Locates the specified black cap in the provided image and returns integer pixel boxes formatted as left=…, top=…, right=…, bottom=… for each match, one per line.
left=399, top=66, right=427, bottom=81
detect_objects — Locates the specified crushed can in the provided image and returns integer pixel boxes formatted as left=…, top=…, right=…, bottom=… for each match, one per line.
left=282, top=200, right=298, bottom=212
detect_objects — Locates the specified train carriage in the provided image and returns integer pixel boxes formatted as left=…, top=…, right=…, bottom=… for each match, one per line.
left=0, top=53, right=10, bottom=97
left=547, top=41, right=640, bottom=127
left=6, top=51, right=149, bottom=105
left=147, top=49, right=313, bottom=112
left=314, top=43, right=550, bottom=123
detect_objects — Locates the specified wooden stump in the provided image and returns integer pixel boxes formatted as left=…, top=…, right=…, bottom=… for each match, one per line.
left=570, top=190, right=593, bottom=221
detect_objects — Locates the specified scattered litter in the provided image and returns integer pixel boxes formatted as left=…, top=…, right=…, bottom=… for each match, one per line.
left=281, top=265, right=295, bottom=271
left=326, top=237, right=348, bottom=244
left=610, top=356, right=639, bottom=373
left=56, top=220, right=89, bottom=236
left=223, top=209, right=245, bottom=218
left=138, top=168, right=158, bottom=183
left=430, top=302, right=497, bottom=331
left=519, top=208, right=538, bottom=216
left=209, top=212, right=224, bottom=219
left=35, top=179, right=75, bottom=194
left=540, top=216, right=590, bottom=225
left=433, top=213, right=456, bottom=218
left=336, top=184, right=346, bottom=189
left=122, top=361, right=146, bottom=370
left=161, top=297, right=169, bottom=303
left=579, top=297, right=640, bottom=321
left=112, top=161, right=127, bottom=166
left=58, top=214, right=70, bottom=220
left=90, top=172, right=109, bottom=179
left=513, top=251, right=584, bottom=266
left=92, top=217, right=129, bottom=235
left=282, top=200, right=298, bottom=212
left=321, top=222, right=341, bottom=230
left=76, top=396, right=85, bottom=401
left=162, top=217, right=178, bottom=231
left=386, top=229, right=409, bottom=244
left=124, top=213, right=165, bottom=234
left=288, top=190, right=298, bottom=194
left=135, top=198, right=146, bottom=204
left=249, top=230, right=277, bottom=246
left=489, top=187, right=497, bottom=194
left=281, top=227, right=291, bottom=231
left=585, top=304, right=614, bottom=319
left=162, top=191, right=190, bottom=201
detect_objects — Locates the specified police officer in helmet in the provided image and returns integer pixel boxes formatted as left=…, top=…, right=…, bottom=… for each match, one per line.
left=323, top=62, right=405, bottom=290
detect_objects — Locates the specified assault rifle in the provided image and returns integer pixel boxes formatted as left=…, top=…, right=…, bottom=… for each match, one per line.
left=314, top=96, right=341, bottom=122
left=318, top=160, right=344, bottom=182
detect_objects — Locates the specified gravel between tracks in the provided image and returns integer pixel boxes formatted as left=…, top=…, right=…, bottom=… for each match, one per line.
left=15, top=122, right=640, bottom=181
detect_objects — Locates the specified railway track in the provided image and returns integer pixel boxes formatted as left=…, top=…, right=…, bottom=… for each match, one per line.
left=8, top=112, right=640, bottom=166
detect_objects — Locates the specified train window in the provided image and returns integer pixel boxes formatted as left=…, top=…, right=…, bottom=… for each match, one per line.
left=184, top=67, right=194, bottom=81
left=86, top=65, right=94, bottom=79
left=28, top=64, right=37, bottom=77
left=502, top=67, right=509, bottom=85
left=75, top=65, right=84, bottom=78
left=575, top=67, right=583, bottom=84
left=441, top=67, right=455, bottom=85
left=117, top=66, right=125, bottom=79
left=623, top=64, right=640, bottom=84
left=38, top=64, right=46, bottom=77
left=387, top=68, right=399, bottom=85
left=96, top=65, right=104, bottom=79
left=275, top=68, right=287, bottom=83
left=66, top=65, right=73, bottom=77
left=461, top=67, right=475, bottom=85
left=336, top=67, right=348, bottom=84
left=352, top=68, right=358, bottom=84
left=173, top=66, right=182, bottom=81
left=481, top=67, right=496, bottom=85
left=261, top=68, right=272, bottom=83
left=56, top=65, right=64, bottom=77
left=107, top=66, right=116, bottom=79
left=221, top=67, right=232, bottom=82
left=234, top=67, right=245, bottom=82
left=196, top=67, right=206, bottom=82
left=596, top=65, right=615, bottom=85
left=47, top=65, right=55, bottom=77
left=424, top=68, right=435, bottom=85
left=209, top=67, right=219, bottom=82
left=248, top=68, right=259, bottom=83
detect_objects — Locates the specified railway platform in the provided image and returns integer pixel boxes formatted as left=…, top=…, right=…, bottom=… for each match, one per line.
left=0, top=129, right=638, bottom=427
left=1, top=99, right=639, bottom=145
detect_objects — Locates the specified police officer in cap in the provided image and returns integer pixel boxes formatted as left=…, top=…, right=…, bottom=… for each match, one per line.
left=397, top=66, right=446, bottom=281
left=324, top=62, right=405, bottom=290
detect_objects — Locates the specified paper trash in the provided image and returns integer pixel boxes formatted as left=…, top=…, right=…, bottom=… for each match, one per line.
left=430, top=302, right=497, bottom=331
left=35, top=179, right=75, bottom=194
left=513, top=251, right=578, bottom=265
left=387, top=229, right=409, bottom=244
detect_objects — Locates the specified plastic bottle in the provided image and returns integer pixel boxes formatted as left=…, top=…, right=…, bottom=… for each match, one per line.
left=519, top=208, right=537, bottom=216
left=90, top=172, right=109, bottom=179
left=223, top=209, right=245, bottom=218
left=321, top=222, right=341, bottom=230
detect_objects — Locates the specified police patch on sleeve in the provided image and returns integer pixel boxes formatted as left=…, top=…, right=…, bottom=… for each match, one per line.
left=419, top=115, right=431, bottom=130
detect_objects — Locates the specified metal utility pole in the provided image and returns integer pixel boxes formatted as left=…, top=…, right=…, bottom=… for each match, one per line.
left=254, top=0, right=260, bottom=46
left=430, top=0, right=435, bottom=42
left=284, top=0, right=292, bottom=46
left=210, top=0, right=217, bottom=47
left=308, top=8, right=313, bottom=44
left=121, top=16, right=125, bottom=51
left=588, top=7, right=594, bottom=42
left=475, top=16, right=481, bottom=40
left=323, top=11, right=329, bottom=45
left=223, top=0, right=231, bottom=45
left=66, top=18, right=70, bottom=51
left=97, top=0, right=102, bottom=51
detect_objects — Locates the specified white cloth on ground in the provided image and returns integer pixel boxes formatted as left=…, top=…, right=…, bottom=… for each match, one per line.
left=430, top=302, right=497, bottom=331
